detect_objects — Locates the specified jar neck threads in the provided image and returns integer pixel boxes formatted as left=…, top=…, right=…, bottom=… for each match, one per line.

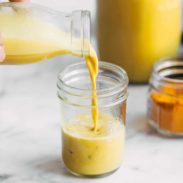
left=57, top=61, right=129, bottom=108
left=150, top=57, right=183, bottom=93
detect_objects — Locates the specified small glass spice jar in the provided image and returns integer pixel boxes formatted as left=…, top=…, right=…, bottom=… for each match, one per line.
left=148, top=57, right=183, bottom=136
left=57, top=61, right=128, bottom=177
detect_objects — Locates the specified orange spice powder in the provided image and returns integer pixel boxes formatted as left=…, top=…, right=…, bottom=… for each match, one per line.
left=148, top=86, right=183, bottom=134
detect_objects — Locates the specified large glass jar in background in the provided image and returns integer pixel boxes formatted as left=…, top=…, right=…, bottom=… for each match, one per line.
left=97, top=0, right=181, bottom=83
left=57, top=62, right=128, bottom=177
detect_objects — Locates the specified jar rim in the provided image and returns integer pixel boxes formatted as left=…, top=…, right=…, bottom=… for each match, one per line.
left=57, top=61, right=129, bottom=94
left=57, top=61, right=129, bottom=107
left=151, top=56, right=183, bottom=85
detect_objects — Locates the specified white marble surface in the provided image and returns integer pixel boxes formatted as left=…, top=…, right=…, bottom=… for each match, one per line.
left=0, top=0, right=183, bottom=182
left=0, top=57, right=183, bottom=183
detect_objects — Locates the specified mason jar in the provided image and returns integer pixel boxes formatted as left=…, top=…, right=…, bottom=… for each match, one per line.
left=148, top=57, right=183, bottom=136
left=57, top=61, right=129, bottom=177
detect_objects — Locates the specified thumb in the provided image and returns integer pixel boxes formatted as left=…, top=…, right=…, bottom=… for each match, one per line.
left=0, top=35, right=5, bottom=63
left=9, top=0, right=30, bottom=2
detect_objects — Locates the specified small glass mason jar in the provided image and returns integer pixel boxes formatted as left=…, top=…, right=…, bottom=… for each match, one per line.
left=148, top=57, right=183, bottom=137
left=57, top=61, right=129, bottom=177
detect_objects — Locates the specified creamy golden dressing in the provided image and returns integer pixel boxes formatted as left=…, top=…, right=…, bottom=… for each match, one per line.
left=85, top=47, right=98, bottom=131
left=62, top=113, right=125, bottom=175
left=0, top=12, right=70, bottom=64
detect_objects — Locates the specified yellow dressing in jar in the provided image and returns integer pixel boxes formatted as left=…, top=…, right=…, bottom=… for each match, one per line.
left=0, top=12, right=70, bottom=64
left=62, top=114, right=125, bottom=176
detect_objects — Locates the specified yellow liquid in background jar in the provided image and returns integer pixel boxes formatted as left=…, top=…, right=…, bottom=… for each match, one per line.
left=97, top=0, right=181, bottom=82
left=0, top=11, right=98, bottom=130
left=0, top=11, right=125, bottom=175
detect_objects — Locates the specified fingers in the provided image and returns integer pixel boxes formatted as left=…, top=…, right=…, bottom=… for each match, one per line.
left=10, top=0, right=31, bottom=15
left=0, top=36, right=5, bottom=63
left=9, top=0, right=30, bottom=2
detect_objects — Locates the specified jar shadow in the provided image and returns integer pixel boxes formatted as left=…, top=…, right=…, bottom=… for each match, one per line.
left=126, top=114, right=158, bottom=138
left=127, top=114, right=183, bottom=139
left=34, top=157, right=110, bottom=179
left=34, top=158, right=73, bottom=178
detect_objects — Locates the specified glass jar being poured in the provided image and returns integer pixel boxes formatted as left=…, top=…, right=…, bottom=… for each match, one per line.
left=0, top=2, right=99, bottom=129
left=0, top=2, right=92, bottom=63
